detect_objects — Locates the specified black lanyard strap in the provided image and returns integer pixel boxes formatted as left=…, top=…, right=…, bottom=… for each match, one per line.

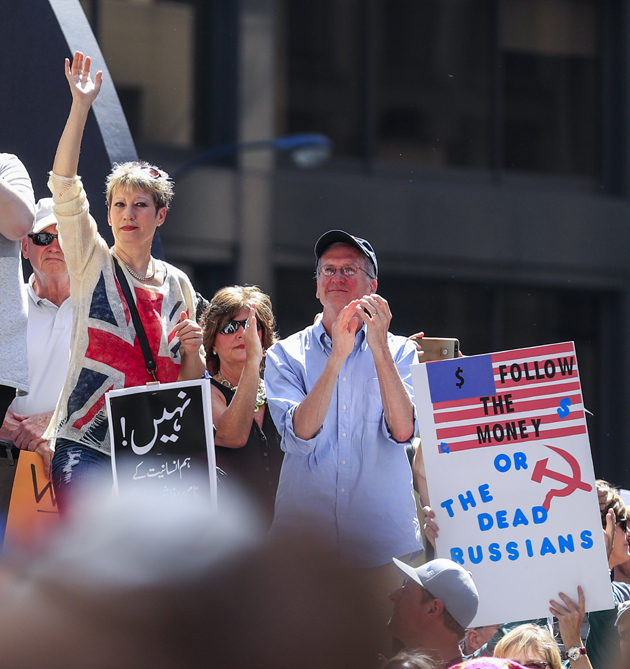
left=113, top=256, right=158, bottom=382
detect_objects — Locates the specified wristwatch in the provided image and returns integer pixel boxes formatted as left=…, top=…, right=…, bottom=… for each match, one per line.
left=565, top=646, right=587, bottom=662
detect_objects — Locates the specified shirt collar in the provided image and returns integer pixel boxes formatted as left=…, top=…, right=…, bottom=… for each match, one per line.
left=314, top=313, right=367, bottom=353
left=26, top=274, right=65, bottom=309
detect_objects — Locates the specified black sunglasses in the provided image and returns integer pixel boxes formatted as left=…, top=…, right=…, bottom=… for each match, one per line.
left=619, top=518, right=628, bottom=533
left=220, top=318, right=263, bottom=335
left=28, top=232, right=59, bottom=246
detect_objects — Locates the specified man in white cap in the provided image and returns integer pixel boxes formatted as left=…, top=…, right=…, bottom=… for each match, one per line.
left=0, top=198, right=71, bottom=488
left=388, top=558, right=479, bottom=668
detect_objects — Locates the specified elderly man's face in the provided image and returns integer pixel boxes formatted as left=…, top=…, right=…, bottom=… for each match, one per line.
left=316, top=244, right=376, bottom=313
left=22, top=224, right=67, bottom=276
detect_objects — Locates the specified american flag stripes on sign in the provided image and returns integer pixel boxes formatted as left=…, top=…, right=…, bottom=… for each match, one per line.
left=426, top=342, right=585, bottom=453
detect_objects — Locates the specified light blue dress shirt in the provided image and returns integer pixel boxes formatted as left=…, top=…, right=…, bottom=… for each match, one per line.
left=265, top=317, right=422, bottom=568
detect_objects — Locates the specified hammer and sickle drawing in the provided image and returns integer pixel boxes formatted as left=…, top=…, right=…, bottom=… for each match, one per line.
left=531, top=444, right=592, bottom=511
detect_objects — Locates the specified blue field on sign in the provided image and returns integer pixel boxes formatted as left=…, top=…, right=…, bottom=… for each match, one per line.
left=427, top=355, right=497, bottom=404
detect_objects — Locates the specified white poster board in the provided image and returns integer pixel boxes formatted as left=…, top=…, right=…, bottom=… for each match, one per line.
left=411, top=341, right=613, bottom=626
left=106, top=378, right=216, bottom=507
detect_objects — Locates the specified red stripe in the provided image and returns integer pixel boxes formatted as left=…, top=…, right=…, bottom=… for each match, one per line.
left=72, top=384, right=114, bottom=429
left=433, top=380, right=582, bottom=412
left=490, top=342, right=575, bottom=363
left=437, top=423, right=587, bottom=454
left=434, top=392, right=583, bottom=424
left=436, top=409, right=585, bottom=440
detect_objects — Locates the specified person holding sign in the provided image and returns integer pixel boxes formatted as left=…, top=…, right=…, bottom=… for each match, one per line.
left=45, top=52, right=204, bottom=511
left=201, top=286, right=282, bottom=528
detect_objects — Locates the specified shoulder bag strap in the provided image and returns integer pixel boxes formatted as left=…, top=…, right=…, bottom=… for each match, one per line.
left=113, top=256, right=158, bottom=382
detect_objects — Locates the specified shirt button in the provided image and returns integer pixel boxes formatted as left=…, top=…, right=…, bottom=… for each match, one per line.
left=263, top=452, right=268, bottom=456
left=342, top=460, right=346, bottom=465
left=341, top=488, right=345, bottom=493
left=342, top=433, right=346, bottom=437
left=342, top=377, right=346, bottom=382
left=343, top=405, right=347, bottom=410
left=265, top=467, right=270, bottom=471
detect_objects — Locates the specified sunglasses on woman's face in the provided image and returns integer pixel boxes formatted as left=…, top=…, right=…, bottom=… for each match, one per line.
left=522, top=662, right=549, bottom=669
left=619, top=518, right=628, bottom=533
left=28, top=232, right=59, bottom=246
left=219, top=318, right=263, bottom=335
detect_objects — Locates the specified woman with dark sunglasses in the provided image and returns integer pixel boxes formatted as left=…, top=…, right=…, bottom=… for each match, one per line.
left=44, top=52, right=204, bottom=511
left=201, top=286, right=283, bottom=528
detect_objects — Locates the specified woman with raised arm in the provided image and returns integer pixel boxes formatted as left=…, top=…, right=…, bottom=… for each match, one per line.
left=46, top=52, right=204, bottom=511
left=201, top=286, right=282, bottom=528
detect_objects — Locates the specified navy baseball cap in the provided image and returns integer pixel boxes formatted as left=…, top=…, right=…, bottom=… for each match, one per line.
left=314, top=230, right=378, bottom=278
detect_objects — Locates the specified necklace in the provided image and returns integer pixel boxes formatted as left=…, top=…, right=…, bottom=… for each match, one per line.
left=111, top=250, right=156, bottom=282
left=215, top=373, right=267, bottom=413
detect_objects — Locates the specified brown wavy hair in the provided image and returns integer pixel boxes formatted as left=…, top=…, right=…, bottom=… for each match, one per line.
left=201, top=285, right=278, bottom=375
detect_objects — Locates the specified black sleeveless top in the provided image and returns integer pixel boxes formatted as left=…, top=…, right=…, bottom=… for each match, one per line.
left=211, top=378, right=283, bottom=527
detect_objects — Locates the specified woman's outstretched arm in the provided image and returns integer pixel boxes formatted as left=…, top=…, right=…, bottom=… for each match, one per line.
left=52, top=51, right=102, bottom=179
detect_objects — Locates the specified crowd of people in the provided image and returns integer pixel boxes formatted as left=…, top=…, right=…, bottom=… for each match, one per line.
left=1, top=50, right=630, bottom=667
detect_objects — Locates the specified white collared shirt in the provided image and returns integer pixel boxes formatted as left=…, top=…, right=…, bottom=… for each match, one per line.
left=9, top=275, right=72, bottom=416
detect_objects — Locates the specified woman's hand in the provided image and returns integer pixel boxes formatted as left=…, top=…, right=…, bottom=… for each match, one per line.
left=174, top=311, right=203, bottom=356
left=53, top=52, right=103, bottom=179
left=65, top=51, right=102, bottom=108
left=409, top=331, right=425, bottom=360
left=422, top=505, right=439, bottom=548
left=243, top=304, right=264, bottom=365
left=549, top=587, right=585, bottom=647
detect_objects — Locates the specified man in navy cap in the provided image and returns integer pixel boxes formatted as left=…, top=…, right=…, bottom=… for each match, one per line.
left=265, top=230, right=421, bottom=646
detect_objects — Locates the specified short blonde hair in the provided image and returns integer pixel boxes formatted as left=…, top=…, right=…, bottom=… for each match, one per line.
left=105, top=161, right=174, bottom=211
left=494, top=624, right=562, bottom=669
left=201, top=285, right=278, bottom=375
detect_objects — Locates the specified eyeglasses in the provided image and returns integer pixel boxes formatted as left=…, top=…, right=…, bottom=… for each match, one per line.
left=618, top=518, right=628, bottom=532
left=28, top=232, right=59, bottom=246
left=219, top=319, right=263, bottom=335
left=319, top=265, right=373, bottom=279
left=522, top=662, right=550, bottom=669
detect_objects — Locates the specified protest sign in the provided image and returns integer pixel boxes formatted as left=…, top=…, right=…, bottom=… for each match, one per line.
left=106, top=379, right=216, bottom=505
left=411, top=342, right=613, bottom=626
left=4, top=451, right=59, bottom=550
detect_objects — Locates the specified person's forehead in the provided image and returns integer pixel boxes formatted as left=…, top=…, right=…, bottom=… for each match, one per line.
left=40, top=223, right=58, bottom=235
left=320, top=244, right=365, bottom=264
left=111, top=185, right=153, bottom=201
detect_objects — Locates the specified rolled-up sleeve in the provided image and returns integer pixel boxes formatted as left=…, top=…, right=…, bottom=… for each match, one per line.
left=48, top=172, right=100, bottom=279
left=265, top=342, right=321, bottom=456
left=379, top=337, right=419, bottom=444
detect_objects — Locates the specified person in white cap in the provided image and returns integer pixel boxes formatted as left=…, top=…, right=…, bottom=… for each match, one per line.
left=0, top=198, right=72, bottom=483
left=388, top=558, right=479, bottom=669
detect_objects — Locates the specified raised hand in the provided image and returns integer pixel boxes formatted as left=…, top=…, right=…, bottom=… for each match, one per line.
left=357, top=293, right=391, bottom=352
left=409, top=331, right=425, bottom=360
left=243, top=304, right=264, bottom=364
left=65, top=51, right=102, bottom=107
left=422, top=505, right=440, bottom=548
left=549, top=587, right=585, bottom=650
left=174, top=310, right=203, bottom=357
left=331, top=299, right=362, bottom=361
